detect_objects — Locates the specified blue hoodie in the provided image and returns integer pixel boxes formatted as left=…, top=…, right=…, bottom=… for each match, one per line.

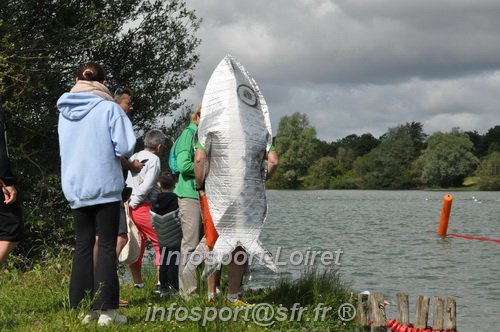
left=58, top=92, right=136, bottom=209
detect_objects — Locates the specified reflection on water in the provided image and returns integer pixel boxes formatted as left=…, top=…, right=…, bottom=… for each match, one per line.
left=251, top=190, right=500, bottom=331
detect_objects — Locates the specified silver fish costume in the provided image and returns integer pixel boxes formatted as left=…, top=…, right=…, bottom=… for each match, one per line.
left=186, top=54, right=279, bottom=277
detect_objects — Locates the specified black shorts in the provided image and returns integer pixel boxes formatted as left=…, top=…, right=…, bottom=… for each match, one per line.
left=118, top=201, right=127, bottom=235
left=0, top=191, right=23, bottom=242
left=95, top=201, right=128, bottom=236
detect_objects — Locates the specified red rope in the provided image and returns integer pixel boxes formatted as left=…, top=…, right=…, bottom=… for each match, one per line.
left=387, top=318, right=456, bottom=332
left=450, top=233, right=500, bottom=243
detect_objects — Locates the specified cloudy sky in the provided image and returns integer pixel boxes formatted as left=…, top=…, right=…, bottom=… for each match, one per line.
left=181, top=0, right=500, bottom=142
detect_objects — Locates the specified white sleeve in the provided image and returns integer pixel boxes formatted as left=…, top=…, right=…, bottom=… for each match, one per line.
left=129, top=157, right=160, bottom=209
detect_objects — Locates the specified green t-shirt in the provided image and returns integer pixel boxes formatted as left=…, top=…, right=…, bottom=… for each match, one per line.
left=173, top=123, right=198, bottom=199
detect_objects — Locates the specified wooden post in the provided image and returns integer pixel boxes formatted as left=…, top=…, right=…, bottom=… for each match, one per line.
left=445, top=297, right=457, bottom=331
left=357, top=293, right=370, bottom=328
left=396, top=293, right=410, bottom=326
left=414, top=295, right=430, bottom=329
left=358, top=292, right=456, bottom=331
left=369, top=293, right=386, bottom=331
left=433, top=296, right=444, bottom=330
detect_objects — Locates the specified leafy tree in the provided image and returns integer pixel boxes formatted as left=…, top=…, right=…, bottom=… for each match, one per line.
left=270, top=112, right=317, bottom=189
left=313, top=138, right=338, bottom=158
left=351, top=148, right=379, bottom=189
left=406, top=157, right=426, bottom=189
left=370, top=123, right=425, bottom=188
left=465, top=130, right=486, bottom=158
left=1, top=0, right=200, bottom=261
left=302, top=146, right=353, bottom=189
left=483, top=125, right=500, bottom=155
left=476, top=152, right=500, bottom=190
left=336, top=133, right=380, bottom=158
left=466, top=126, right=500, bottom=158
left=420, top=128, right=479, bottom=187
left=335, top=147, right=356, bottom=173
left=303, top=157, right=338, bottom=189
left=328, top=169, right=362, bottom=189
left=405, top=121, right=428, bottom=153
left=308, top=134, right=379, bottom=189
left=346, top=123, right=426, bottom=189
left=377, top=125, right=414, bottom=163
left=378, top=122, right=426, bottom=164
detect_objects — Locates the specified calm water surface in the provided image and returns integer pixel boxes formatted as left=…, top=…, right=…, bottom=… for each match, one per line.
left=250, top=190, right=500, bottom=331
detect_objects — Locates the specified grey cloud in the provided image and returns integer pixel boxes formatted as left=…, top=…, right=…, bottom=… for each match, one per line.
left=182, top=0, right=500, bottom=142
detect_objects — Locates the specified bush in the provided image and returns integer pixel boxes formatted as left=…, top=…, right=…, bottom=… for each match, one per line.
left=476, top=152, right=500, bottom=190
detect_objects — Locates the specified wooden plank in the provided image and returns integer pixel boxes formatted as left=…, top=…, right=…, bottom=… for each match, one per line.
left=396, top=293, right=410, bottom=326
left=445, top=297, right=457, bottom=330
left=414, top=295, right=430, bottom=329
left=369, top=293, right=386, bottom=331
left=433, top=296, right=444, bottom=330
left=357, top=293, right=370, bottom=328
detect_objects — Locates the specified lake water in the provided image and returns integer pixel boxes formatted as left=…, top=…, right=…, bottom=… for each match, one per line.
left=250, top=190, right=500, bottom=331
left=138, top=190, right=499, bottom=330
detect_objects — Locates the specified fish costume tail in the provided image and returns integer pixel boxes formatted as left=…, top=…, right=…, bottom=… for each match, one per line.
left=201, top=236, right=279, bottom=278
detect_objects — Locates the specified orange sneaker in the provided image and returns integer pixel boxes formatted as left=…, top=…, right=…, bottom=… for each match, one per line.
left=119, top=299, right=129, bottom=307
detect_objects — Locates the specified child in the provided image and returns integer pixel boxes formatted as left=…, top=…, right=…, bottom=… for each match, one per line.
left=150, top=171, right=182, bottom=296
left=126, top=129, right=165, bottom=289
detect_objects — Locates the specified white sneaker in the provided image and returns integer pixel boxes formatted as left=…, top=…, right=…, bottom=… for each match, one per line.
left=81, top=310, right=99, bottom=324
left=97, top=310, right=127, bottom=326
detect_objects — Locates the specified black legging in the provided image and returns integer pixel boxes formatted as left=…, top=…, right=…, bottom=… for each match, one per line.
left=70, top=201, right=120, bottom=310
left=159, top=247, right=180, bottom=291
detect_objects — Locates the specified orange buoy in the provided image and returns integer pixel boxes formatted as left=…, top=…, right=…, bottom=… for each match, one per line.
left=437, top=194, right=453, bottom=236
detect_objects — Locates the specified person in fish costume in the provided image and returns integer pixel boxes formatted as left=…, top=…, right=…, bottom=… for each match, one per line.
left=193, top=55, right=279, bottom=305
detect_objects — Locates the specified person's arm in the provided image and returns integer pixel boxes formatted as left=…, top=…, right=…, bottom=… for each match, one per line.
left=194, top=148, right=206, bottom=193
left=176, top=128, right=196, bottom=176
left=2, top=183, right=17, bottom=204
left=120, top=157, right=144, bottom=173
left=177, top=150, right=195, bottom=175
left=110, top=104, right=136, bottom=158
left=266, top=150, right=279, bottom=180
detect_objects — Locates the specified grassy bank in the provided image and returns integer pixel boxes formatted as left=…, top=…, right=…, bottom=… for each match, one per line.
left=0, top=250, right=359, bottom=331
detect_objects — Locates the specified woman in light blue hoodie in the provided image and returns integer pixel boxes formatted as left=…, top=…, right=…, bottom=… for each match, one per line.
left=57, top=62, right=136, bottom=326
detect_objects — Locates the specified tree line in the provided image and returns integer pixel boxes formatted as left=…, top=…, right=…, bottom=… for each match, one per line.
left=268, top=112, right=500, bottom=191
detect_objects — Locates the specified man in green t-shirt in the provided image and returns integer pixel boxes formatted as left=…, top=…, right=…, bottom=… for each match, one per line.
left=173, top=105, right=202, bottom=297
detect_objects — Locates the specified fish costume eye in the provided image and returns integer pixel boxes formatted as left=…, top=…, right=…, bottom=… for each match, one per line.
left=237, top=84, right=258, bottom=107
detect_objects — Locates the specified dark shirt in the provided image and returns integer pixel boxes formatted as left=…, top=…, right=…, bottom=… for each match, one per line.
left=0, top=108, right=15, bottom=186
left=151, top=192, right=179, bottom=216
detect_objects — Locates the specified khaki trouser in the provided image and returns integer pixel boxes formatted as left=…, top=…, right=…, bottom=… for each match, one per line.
left=178, top=197, right=202, bottom=297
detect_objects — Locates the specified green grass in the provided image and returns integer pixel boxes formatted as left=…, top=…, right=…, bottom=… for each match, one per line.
left=0, top=250, right=360, bottom=331
left=421, top=176, right=481, bottom=191
left=461, top=176, right=480, bottom=190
